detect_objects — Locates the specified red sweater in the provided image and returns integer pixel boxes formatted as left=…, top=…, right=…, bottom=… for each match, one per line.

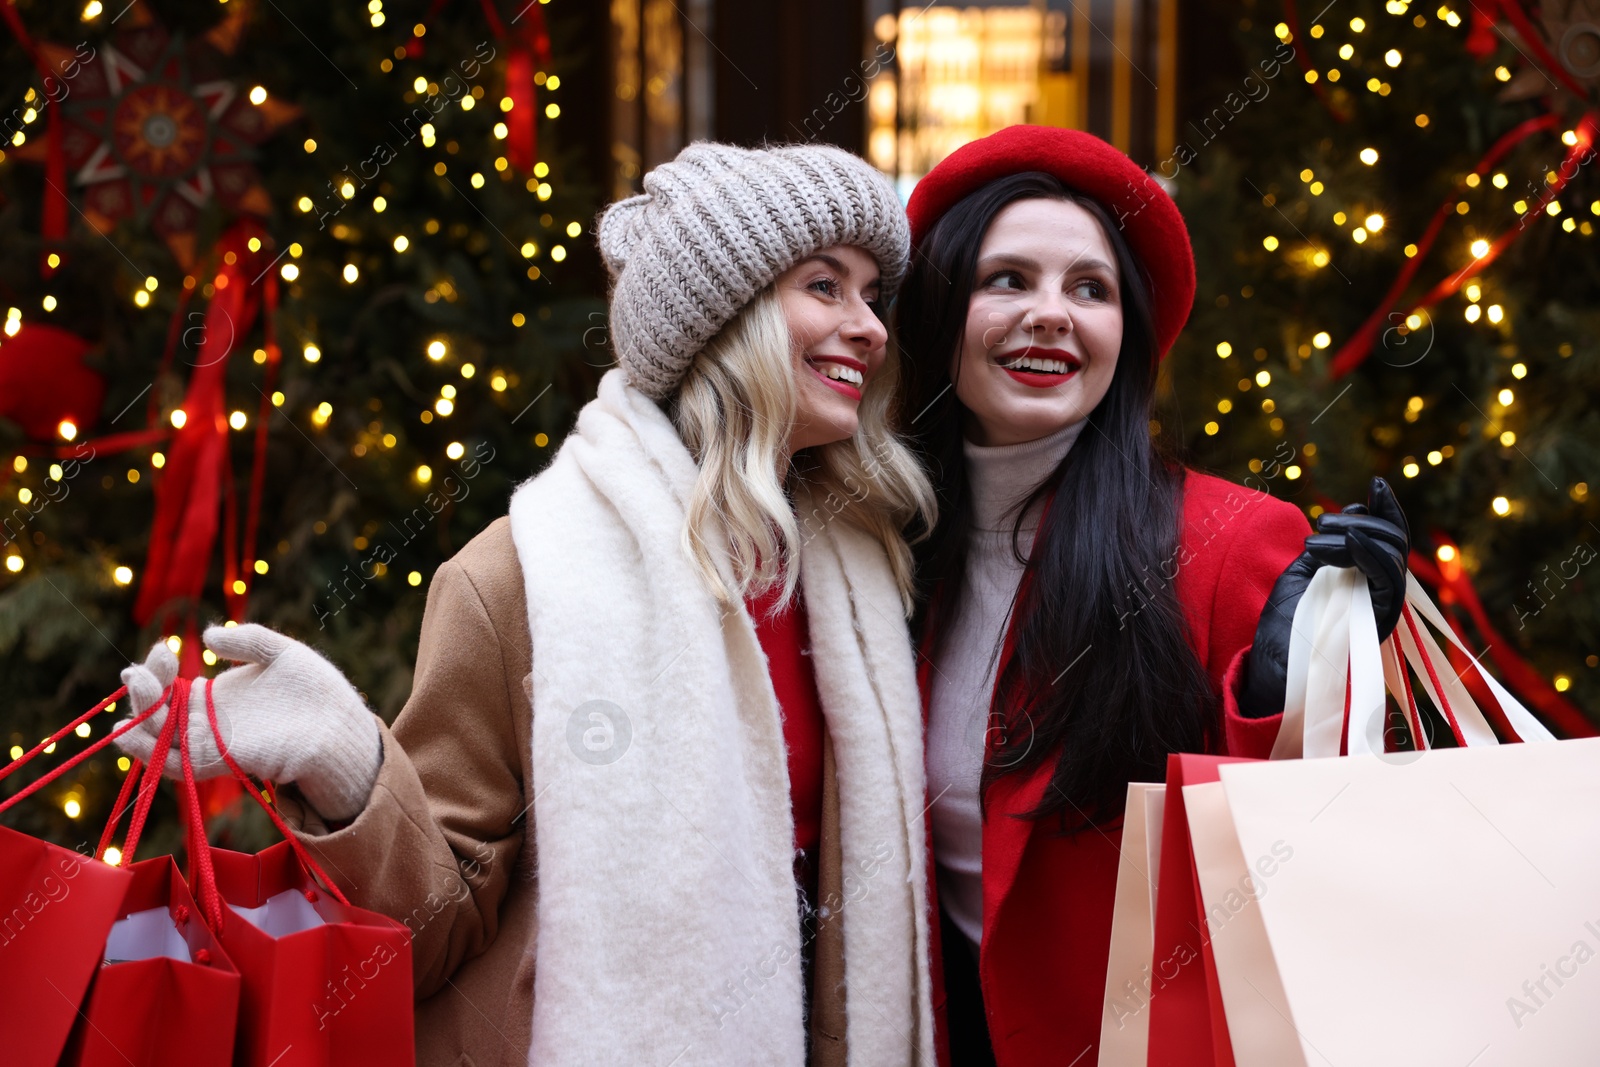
left=746, top=581, right=825, bottom=854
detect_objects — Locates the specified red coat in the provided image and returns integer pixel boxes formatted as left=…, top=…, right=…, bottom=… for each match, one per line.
left=919, top=469, right=1310, bottom=1067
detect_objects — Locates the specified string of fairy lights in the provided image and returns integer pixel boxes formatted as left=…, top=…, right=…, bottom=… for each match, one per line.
left=1, top=0, right=583, bottom=828
left=1198, top=3, right=1593, bottom=696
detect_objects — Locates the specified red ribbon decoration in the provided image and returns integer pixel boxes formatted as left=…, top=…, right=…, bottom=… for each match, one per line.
left=1278, top=0, right=1346, bottom=122
left=0, top=2, right=70, bottom=275
left=134, top=223, right=265, bottom=627
left=405, top=0, right=551, bottom=171
left=1326, top=111, right=1575, bottom=379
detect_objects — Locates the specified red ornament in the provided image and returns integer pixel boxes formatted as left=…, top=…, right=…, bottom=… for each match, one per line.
left=12, top=6, right=298, bottom=270
left=0, top=323, right=104, bottom=443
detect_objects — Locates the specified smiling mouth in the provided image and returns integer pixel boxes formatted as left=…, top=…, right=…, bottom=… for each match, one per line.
left=806, top=357, right=865, bottom=387
left=993, top=349, right=1082, bottom=378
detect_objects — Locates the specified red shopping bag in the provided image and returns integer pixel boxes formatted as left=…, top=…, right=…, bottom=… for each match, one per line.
left=1145, top=753, right=1255, bottom=1067
left=0, top=688, right=143, bottom=1066
left=61, top=855, right=242, bottom=1066
left=190, top=676, right=415, bottom=1067
left=60, top=678, right=241, bottom=1067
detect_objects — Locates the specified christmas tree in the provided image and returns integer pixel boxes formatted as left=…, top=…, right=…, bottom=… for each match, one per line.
left=0, top=0, right=603, bottom=853
left=1165, top=0, right=1599, bottom=734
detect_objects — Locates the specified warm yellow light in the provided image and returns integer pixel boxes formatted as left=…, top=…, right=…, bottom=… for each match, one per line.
left=1486, top=304, right=1503, bottom=324
left=1492, top=496, right=1511, bottom=516
left=152, top=451, right=165, bottom=468
left=4, top=555, right=21, bottom=573
left=113, top=565, right=133, bottom=585
left=545, top=103, right=560, bottom=118
left=428, top=340, right=447, bottom=360
left=42, top=295, right=57, bottom=312
left=394, top=235, right=409, bottom=252
left=229, top=410, right=248, bottom=430
left=520, top=241, right=538, bottom=258
left=551, top=245, right=567, bottom=263
left=1216, top=341, right=1233, bottom=358
left=297, top=196, right=313, bottom=213
left=339, top=181, right=356, bottom=200
left=461, top=363, right=476, bottom=378
left=1365, top=213, right=1384, bottom=232
left=304, top=343, right=322, bottom=363
left=1255, top=370, right=1272, bottom=386
left=57, top=419, right=78, bottom=441
left=64, top=799, right=82, bottom=819
left=491, top=373, right=508, bottom=392
left=281, top=263, right=300, bottom=282
left=102, top=846, right=122, bottom=866
left=134, top=290, right=151, bottom=308
left=171, top=409, right=188, bottom=429
left=1309, top=181, right=1324, bottom=195
left=1512, top=362, right=1526, bottom=378
left=1359, top=148, right=1379, bottom=165
left=1555, top=675, right=1572, bottom=692
left=408, top=570, right=423, bottom=586
left=271, top=392, right=285, bottom=407
left=254, top=559, right=269, bottom=575
left=416, top=464, right=433, bottom=484
left=1262, top=235, right=1279, bottom=251
left=1385, top=48, right=1402, bottom=66
left=1465, top=304, right=1482, bottom=323
left=537, top=183, right=552, bottom=200
left=446, top=441, right=465, bottom=460
left=1470, top=238, right=1490, bottom=259
left=249, top=85, right=267, bottom=105
left=1350, top=16, right=1366, bottom=29
left=1428, top=450, right=1443, bottom=466
left=1403, top=461, right=1420, bottom=478
left=374, top=196, right=387, bottom=212
left=81, top=0, right=102, bottom=18
left=1465, top=283, right=1481, bottom=302
left=1499, top=431, right=1517, bottom=446
left=1312, top=331, right=1331, bottom=349
left=343, top=263, right=360, bottom=283
left=1352, top=227, right=1368, bottom=243
left=1437, top=544, right=1456, bottom=562
left=413, top=76, right=427, bottom=93
left=1311, top=250, right=1330, bottom=267
left=1204, top=421, right=1219, bottom=435
left=1339, top=43, right=1354, bottom=60
left=435, top=397, right=454, bottom=416
left=303, top=138, right=317, bottom=153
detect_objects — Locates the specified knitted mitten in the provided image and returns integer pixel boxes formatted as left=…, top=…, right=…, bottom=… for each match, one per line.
left=114, top=624, right=383, bottom=822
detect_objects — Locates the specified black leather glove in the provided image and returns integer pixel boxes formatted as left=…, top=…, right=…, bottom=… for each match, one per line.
left=1237, top=477, right=1411, bottom=719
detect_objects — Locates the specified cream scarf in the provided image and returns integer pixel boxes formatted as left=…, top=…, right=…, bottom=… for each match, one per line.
left=507, top=369, right=935, bottom=1066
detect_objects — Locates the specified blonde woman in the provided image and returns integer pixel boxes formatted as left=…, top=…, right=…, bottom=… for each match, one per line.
left=115, top=143, right=940, bottom=1067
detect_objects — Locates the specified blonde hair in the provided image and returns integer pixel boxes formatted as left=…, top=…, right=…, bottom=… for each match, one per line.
left=667, top=286, right=936, bottom=617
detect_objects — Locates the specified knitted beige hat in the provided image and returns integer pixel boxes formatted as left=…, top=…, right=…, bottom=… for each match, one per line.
left=595, top=141, right=909, bottom=400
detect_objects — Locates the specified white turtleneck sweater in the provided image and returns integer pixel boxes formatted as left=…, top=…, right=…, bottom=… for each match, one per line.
left=927, top=419, right=1085, bottom=954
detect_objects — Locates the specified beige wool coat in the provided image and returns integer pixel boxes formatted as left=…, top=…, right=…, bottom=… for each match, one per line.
left=277, top=516, right=852, bottom=1067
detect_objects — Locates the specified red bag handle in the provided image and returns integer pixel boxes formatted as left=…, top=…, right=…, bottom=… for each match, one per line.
left=197, top=678, right=353, bottom=907
left=0, top=685, right=160, bottom=813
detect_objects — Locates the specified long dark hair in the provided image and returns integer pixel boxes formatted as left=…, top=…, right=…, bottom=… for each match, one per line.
left=898, top=172, right=1217, bottom=832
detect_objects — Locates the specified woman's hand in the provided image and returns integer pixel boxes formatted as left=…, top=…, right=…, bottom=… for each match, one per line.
left=1239, top=477, right=1411, bottom=719
left=113, top=624, right=383, bottom=822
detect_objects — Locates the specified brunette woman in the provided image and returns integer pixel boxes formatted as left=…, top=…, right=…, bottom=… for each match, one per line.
left=896, top=126, right=1410, bottom=1065
left=117, top=142, right=940, bottom=1067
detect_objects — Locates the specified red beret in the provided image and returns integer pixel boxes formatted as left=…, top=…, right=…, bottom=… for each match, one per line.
left=905, top=125, right=1195, bottom=360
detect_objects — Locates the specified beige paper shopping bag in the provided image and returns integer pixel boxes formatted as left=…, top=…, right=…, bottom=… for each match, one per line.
left=1219, top=737, right=1600, bottom=1067
left=1097, top=783, right=1164, bottom=1067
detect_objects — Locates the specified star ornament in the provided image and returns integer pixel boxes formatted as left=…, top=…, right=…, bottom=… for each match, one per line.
left=17, top=6, right=299, bottom=269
